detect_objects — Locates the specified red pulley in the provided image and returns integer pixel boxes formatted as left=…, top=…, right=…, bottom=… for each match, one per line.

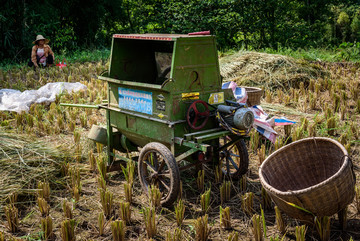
left=186, top=100, right=210, bottom=130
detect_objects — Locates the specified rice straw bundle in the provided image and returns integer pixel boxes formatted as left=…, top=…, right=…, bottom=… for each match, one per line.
left=219, top=51, right=327, bottom=90
left=0, top=129, right=70, bottom=211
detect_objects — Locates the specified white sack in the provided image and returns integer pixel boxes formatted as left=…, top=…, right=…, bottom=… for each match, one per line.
left=0, top=82, right=87, bottom=113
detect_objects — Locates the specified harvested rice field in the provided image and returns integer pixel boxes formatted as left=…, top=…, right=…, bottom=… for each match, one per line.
left=0, top=52, right=359, bottom=240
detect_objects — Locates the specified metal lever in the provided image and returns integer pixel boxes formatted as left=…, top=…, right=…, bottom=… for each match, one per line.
left=225, top=100, right=246, bottom=108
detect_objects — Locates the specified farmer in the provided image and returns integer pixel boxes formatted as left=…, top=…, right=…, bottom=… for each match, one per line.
left=30, top=35, right=54, bottom=68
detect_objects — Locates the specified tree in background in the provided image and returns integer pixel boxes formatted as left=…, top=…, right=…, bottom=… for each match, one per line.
left=351, top=13, right=360, bottom=40
left=1, top=0, right=359, bottom=64
left=0, top=0, right=27, bottom=61
left=0, top=0, right=125, bottom=63
left=338, top=11, right=351, bottom=42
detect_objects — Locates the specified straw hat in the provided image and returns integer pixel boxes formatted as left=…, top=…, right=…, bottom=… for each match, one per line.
left=33, top=35, right=49, bottom=44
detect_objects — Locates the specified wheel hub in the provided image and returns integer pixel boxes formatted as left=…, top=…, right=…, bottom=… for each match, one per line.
left=150, top=172, right=159, bottom=179
left=220, top=150, right=230, bottom=158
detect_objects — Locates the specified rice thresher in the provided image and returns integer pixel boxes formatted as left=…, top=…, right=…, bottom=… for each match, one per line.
left=62, top=33, right=255, bottom=207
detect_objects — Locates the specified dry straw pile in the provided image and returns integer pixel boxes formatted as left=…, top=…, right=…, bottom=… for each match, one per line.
left=0, top=132, right=69, bottom=209
left=219, top=51, right=327, bottom=89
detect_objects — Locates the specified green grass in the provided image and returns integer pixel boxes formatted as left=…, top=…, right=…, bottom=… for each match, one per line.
left=2, top=44, right=359, bottom=73
left=0, top=48, right=110, bottom=71
left=218, top=42, right=360, bottom=63
left=56, top=48, right=110, bottom=64
left=260, top=45, right=360, bottom=63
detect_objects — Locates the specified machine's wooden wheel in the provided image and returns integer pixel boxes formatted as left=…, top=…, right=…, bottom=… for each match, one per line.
left=138, top=142, right=180, bottom=207
left=219, top=136, right=249, bottom=178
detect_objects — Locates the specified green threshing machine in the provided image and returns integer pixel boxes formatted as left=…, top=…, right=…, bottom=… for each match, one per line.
left=65, top=33, right=255, bottom=207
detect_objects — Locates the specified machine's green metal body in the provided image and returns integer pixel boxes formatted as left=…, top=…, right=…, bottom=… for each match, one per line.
left=60, top=33, right=251, bottom=206
left=97, top=33, right=239, bottom=164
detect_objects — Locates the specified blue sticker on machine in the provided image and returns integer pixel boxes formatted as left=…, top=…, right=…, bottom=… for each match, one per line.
left=118, top=87, right=152, bottom=115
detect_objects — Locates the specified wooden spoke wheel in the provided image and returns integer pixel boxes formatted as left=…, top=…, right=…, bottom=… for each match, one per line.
left=138, top=142, right=180, bottom=207
left=219, top=136, right=249, bottom=178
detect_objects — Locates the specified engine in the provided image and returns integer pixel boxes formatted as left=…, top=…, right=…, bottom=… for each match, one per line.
left=217, top=104, right=254, bottom=130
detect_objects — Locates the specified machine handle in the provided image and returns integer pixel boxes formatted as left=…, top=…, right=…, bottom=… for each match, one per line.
left=60, top=103, right=100, bottom=109
left=225, top=100, right=247, bottom=108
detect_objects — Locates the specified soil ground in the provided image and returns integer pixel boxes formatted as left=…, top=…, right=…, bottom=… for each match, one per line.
left=0, top=52, right=359, bottom=240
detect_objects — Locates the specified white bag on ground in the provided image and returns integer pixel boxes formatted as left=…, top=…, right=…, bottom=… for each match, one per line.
left=0, top=82, right=87, bottom=113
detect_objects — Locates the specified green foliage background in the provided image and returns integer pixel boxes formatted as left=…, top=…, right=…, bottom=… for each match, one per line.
left=1, top=0, right=360, bottom=64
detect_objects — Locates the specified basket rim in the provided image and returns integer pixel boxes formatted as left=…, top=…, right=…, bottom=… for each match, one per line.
left=243, top=86, right=263, bottom=91
left=259, top=137, right=350, bottom=196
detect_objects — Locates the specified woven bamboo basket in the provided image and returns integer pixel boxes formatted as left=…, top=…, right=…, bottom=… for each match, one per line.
left=259, top=137, right=355, bottom=222
left=244, top=87, right=263, bottom=106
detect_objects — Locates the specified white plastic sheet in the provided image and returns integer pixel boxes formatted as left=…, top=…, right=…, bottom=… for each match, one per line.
left=0, top=82, right=87, bottom=113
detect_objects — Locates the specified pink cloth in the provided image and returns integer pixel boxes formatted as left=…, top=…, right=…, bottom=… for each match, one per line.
left=37, top=48, right=46, bottom=64
left=250, top=105, right=277, bottom=143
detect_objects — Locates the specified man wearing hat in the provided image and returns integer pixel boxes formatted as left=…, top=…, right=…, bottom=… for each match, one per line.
left=30, top=35, right=55, bottom=68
